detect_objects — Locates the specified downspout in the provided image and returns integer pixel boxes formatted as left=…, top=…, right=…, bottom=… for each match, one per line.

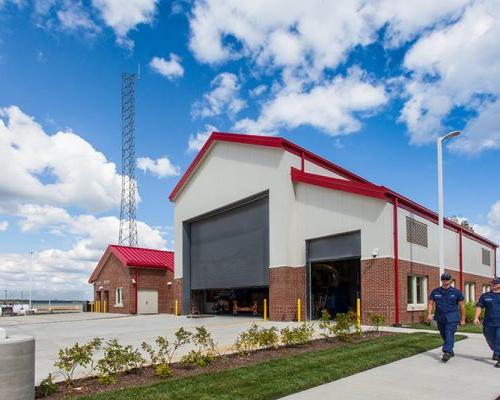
left=301, top=151, right=305, bottom=172
left=135, top=269, right=139, bottom=314
left=393, top=196, right=400, bottom=326
left=495, top=247, right=497, bottom=278
left=459, top=229, right=463, bottom=291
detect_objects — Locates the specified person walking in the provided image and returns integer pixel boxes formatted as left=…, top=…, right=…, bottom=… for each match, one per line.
left=474, top=277, right=500, bottom=368
left=428, top=272, right=465, bottom=362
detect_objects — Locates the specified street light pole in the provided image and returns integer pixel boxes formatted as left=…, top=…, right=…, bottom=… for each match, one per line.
left=29, top=251, right=33, bottom=310
left=437, top=131, right=461, bottom=278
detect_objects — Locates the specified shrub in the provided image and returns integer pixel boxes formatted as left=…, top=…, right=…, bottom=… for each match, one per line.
left=181, top=350, right=215, bottom=368
left=331, top=312, right=357, bottom=342
left=235, top=323, right=279, bottom=355
left=97, top=374, right=117, bottom=385
left=464, top=301, right=476, bottom=324
left=54, top=337, right=102, bottom=386
left=141, top=328, right=192, bottom=366
left=368, top=313, right=386, bottom=332
left=280, top=323, right=314, bottom=346
left=154, top=363, right=173, bottom=379
left=318, top=309, right=333, bottom=339
left=96, top=339, right=145, bottom=383
left=38, top=374, right=58, bottom=397
left=181, top=326, right=218, bottom=368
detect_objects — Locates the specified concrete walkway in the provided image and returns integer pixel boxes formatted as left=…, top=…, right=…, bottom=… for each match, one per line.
left=281, top=330, right=500, bottom=400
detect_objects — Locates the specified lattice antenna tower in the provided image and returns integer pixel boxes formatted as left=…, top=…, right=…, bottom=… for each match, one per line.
left=119, top=72, right=138, bottom=247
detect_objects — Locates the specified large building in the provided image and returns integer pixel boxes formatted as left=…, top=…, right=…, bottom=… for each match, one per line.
left=170, top=132, right=497, bottom=324
left=89, top=245, right=175, bottom=314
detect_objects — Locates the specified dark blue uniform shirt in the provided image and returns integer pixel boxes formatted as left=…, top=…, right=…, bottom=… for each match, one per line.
left=476, top=292, right=500, bottom=327
left=429, top=286, right=464, bottom=323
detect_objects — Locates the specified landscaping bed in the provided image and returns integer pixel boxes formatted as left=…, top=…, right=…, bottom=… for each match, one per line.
left=37, top=332, right=450, bottom=399
left=402, top=322, right=483, bottom=334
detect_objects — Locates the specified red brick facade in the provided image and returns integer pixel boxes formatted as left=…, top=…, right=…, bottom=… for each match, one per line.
left=269, top=266, right=306, bottom=321
left=92, top=253, right=174, bottom=314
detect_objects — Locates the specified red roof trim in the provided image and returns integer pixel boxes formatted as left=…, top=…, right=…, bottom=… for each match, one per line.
left=291, top=168, right=387, bottom=200
left=168, top=132, right=370, bottom=201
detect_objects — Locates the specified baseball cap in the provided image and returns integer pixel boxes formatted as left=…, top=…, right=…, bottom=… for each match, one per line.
left=491, top=277, right=500, bottom=285
left=441, top=273, right=452, bottom=281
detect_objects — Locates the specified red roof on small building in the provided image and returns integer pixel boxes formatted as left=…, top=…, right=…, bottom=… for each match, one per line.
left=88, top=245, right=174, bottom=283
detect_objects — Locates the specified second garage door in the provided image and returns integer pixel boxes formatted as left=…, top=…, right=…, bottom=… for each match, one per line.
left=137, top=289, right=158, bottom=314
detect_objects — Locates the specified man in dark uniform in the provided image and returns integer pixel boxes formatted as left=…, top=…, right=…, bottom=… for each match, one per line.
left=474, top=277, right=500, bottom=368
left=428, top=272, right=465, bottom=362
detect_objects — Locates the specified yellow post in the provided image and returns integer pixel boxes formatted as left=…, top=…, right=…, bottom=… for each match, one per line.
left=297, top=298, right=301, bottom=322
left=263, top=299, right=267, bottom=321
left=356, top=297, right=361, bottom=328
left=103, top=301, right=107, bottom=313
left=96, top=300, right=100, bottom=313
left=175, top=299, right=179, bottom=316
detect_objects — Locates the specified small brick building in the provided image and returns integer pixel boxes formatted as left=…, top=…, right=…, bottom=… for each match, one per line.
left=170, top=132, right=497, bottom=324
left=89, top=245, right=175, bottom=314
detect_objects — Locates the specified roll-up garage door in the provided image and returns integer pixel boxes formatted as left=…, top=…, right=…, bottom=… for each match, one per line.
left=308, top=231, right=361, bottom=262
left=190, top=196, right=269, bottom=290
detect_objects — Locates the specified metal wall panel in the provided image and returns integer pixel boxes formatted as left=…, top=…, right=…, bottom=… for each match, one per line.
left=189, top=196, right=269, bottom=290
left=308, top=231, right=361, bottom=262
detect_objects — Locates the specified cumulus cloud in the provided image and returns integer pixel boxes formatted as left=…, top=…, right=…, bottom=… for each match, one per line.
left=137, top=156, right=181, bottom=178
left=150, top=53, right=184, bottom=80
left=188, top=124, right=218, bottom=152
left=0, top=220, right=8, bottom=231
left=0, top=205, right=167, bottom=300
left=192, top=73, right=246, bottom=119
left=235, top=69, right=388, bottom=135
left=473, top=200, right=500, bottom=268
left=92, top=0, right=158, bottom=48
left=400, top=0, right=500, bottom=153
left=0, top=105, right=122, bottom=213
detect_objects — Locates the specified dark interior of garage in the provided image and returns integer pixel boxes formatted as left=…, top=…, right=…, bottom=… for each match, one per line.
left=191, top=287, right=268, bottom=316
left=311, top=258, right=360, bottom=319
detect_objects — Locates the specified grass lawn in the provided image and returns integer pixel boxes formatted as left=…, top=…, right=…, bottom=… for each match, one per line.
left=81, top=332, right=457, bottom=400
left=402, top=323, right=483, bottom=334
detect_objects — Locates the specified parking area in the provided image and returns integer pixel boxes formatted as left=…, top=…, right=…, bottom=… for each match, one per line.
left=1, top=312, right=298, bottom=384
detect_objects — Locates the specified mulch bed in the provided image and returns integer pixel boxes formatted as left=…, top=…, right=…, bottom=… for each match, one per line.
left=37, top=331, right=391, bottom=399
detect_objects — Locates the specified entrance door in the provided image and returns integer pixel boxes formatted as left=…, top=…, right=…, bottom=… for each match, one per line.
left=137, top=289, right=158, bottom=314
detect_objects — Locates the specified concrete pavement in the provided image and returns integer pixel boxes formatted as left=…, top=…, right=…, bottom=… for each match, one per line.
left=281, top=332, right=500, bottom=400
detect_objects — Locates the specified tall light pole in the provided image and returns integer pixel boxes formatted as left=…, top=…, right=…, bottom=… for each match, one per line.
left=29, top=251, right=33, bottom=310
left=437, top=131, right=462, bottom=278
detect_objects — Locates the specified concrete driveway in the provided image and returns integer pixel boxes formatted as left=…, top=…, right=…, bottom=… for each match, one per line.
left=281, top=330, right=500, bottom=400
left=1, top=312, right=296, bottom=384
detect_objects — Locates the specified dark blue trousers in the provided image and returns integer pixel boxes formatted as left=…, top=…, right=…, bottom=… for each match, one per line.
left=483, top=325, right=500, bottom=356
left=437, top=322, right=457, bottom=353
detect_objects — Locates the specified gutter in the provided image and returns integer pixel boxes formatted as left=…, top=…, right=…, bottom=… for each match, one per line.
left=393, top=196, right=400, bottom=326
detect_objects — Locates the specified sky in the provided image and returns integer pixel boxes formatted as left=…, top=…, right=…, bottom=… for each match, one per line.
left=0, top=0, right=499, bottom=301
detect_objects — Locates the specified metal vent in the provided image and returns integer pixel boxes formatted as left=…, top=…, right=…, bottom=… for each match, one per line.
left=406, top=217, right=428, bottom=247
left=482, top=248, right=491, bottom=266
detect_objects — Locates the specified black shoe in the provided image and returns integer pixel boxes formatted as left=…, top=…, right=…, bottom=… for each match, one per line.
left=493, top=354, right=499, bottom=361
left=495, top=361, right=500, bottom=368
left=442, top=352, right=451, bottom=362
left=449, top=351, right=455, bottom=358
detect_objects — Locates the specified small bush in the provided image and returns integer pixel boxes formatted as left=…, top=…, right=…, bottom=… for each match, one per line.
left=368, top=313, right=386, bottom=332
left=235, top=323, right=279, bottom=355
left=97, top=374, right=117, bottom=385
left=181, top=350, right=215, bottom=368
left=54, top=337, right=102, bottom=386
left=331, top=312, right=358, bottom=342
left=280, top=323, right=314, bottom=346
left=141, top=328, right=192, bottom=367
left=181, top=326, right=217, bottom=368
left=464, top=302, right=475, bottom=323
left=96, top=339, right=145, bottom=384
left=318, top=309, right=333, bottom=339
left=38, top=374, right=58, bottom=397
left=154, top=363, right=173, bottom=379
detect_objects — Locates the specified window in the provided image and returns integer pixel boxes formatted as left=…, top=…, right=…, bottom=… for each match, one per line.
left=464, top=283, right=475, bottom=302
left=406, top=217, right=428, bottom=247
left=482, top=249, right=491, bottom=266
left=482, top=285, right=491, bottom=294
left=115, top=287, right=123, bottom=306
left=407, top=275, right=428, bottom=310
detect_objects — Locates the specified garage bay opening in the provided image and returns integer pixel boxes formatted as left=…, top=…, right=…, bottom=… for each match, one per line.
left=307, top=231, right=361, bottom=320
left=191, top=287, right=268, bottom=316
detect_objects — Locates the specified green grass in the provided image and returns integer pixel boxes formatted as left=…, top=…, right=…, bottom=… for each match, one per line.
left=81, top=333, right=457, bottom=400
left=402, top=323, right=483, bottom=334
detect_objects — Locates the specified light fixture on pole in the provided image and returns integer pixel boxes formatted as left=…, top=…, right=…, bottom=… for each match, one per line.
left=437, top=130, right=461, bottom=278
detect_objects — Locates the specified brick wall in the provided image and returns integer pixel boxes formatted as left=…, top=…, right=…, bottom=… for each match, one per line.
left=269, top=266, right=306, bottom=321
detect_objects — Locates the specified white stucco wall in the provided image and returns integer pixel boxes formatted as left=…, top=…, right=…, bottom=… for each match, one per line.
left=462, top=235, right=495, bottom=277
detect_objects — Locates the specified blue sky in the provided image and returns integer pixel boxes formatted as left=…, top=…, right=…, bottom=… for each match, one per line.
left=0, top=0, right=499, bottom=300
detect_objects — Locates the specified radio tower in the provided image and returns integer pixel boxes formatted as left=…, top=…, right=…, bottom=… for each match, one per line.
left=119, top=72, right=138, bottom=247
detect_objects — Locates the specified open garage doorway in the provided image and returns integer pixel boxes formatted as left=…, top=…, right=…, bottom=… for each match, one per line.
left=191, top=287, right=268, bottom=316
left=306, top=231, right=361, bottom=320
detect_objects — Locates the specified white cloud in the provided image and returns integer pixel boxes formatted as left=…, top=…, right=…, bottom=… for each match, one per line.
left=473, top=200, right=500, bottom=268
left=0, top=105, right=122, bottom=213
left=0, top=204, right=168, bottom=300
left=400, top=0, right=500, bottom=153
left=92, top=0, right=158, bottom=48
left=137, top=156, right=181, bottom=178
left=56, top=1, right=101, bottom=35
left=249, top=84, right=267, bottom=97
left=150, top=53, right=184, bottom=80
left=0, top=220, right=8, bottom=231
left=234, top=69, right=388, bottom=135
left=188, top=124, right=217, bottom=152
left=192, top=73, right=246, bottom=119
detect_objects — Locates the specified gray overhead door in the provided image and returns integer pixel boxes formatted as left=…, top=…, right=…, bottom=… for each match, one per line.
left=189, top=195, right=269, bottom=290
left=308, top=231, right=361, bottom=262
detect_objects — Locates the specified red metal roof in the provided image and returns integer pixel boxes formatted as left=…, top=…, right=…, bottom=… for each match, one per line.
left=88, top=245, right=174, bottom=283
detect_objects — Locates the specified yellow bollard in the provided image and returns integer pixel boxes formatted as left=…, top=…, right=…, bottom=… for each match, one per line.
left=103, top=301, right=107, bottom=313
left=356, top=297, right=361, bottom=328
left=175, top=299, right=179, bottom=316
left=297, top=298, right=301, bottom=322
left=263, top=299, right=267, bottom=321
left=96, top=300, right=100, bottom=313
